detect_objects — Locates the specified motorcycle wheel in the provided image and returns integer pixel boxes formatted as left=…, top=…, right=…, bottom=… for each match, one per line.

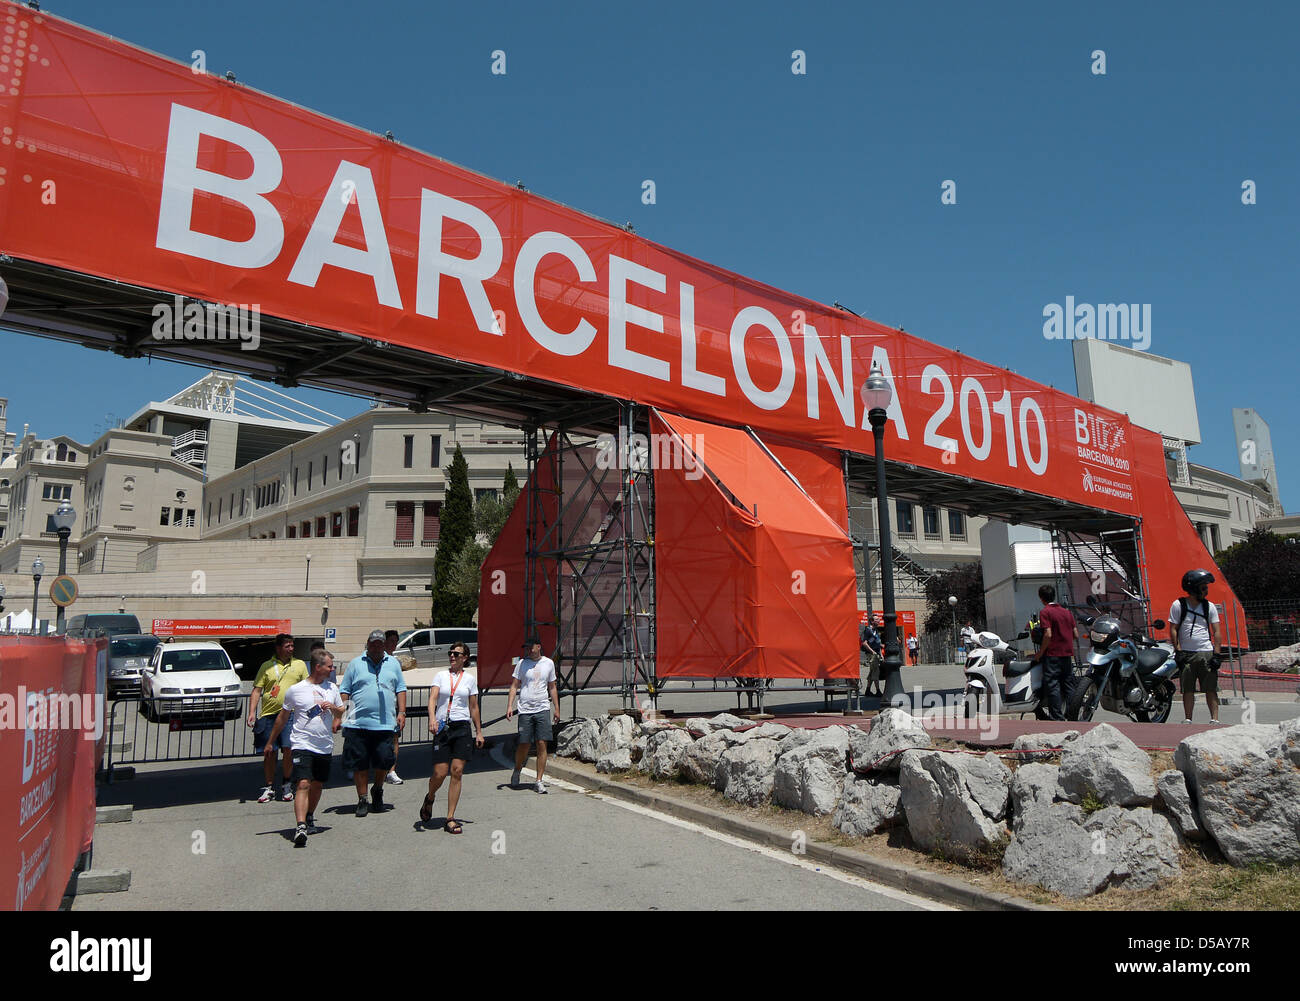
left=1067, top=679, right=1100, bottom=722
left=1135, top=682, right=1174, bottom=724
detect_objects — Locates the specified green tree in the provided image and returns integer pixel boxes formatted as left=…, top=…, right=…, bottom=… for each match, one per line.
left=503, top=463, right=520, bottom=509
left=1215, top=528, right=1300, bottom=604
left=431, top=444, right=475, bottom=626
left=923, top=561, right=986, bottom=637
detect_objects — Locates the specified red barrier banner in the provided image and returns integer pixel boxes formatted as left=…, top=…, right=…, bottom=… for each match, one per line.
left=0, top=636, right=101, bottom=910
left=152, top=619, right=291, bottom=637
left=0, top=4, right=1138, bottom=518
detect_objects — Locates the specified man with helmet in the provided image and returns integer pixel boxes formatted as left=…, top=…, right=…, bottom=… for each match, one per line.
left=1170, top=569, right=1223, bottom=724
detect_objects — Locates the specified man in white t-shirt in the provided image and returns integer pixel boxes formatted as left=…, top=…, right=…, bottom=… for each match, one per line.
left=268, top=649, right=345, bottom=847
left=1169, top=569, right=1222, bottom=725
left=506, top=638, right=560, bottom=793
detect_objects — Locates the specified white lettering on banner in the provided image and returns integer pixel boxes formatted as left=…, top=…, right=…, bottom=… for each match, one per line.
left=288, top=162, right=403, bottom=308
left=513, top=231, right=598, bottom=355
left=415, top=188, right=503, bottom=334
left=148, top=109, right=1090, bottom=486
left=608, top=255, right=669, bottom=381
left=156, top=104, right=285, bottom=268
left=730, top=306, right=795, bottom=411
left=803, top=322, right=854, bottom=427
left=16, top=833, right=52, bottom=911
left=679, top=282, right=727, bottom=397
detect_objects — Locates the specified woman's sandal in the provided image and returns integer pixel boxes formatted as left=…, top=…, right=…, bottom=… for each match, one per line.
left=419, top=794, right=435, bottom=825
left=444, top=819, right=463, bottom=834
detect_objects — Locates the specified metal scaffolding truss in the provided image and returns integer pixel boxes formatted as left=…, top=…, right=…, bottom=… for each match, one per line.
left=523, top=402, right=655, bottom=710
left=1050, top=525, right=1151, bottom=637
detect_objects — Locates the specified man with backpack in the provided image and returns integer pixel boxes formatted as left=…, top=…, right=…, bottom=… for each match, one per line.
left=1169, top=569, right=1223, bottom=725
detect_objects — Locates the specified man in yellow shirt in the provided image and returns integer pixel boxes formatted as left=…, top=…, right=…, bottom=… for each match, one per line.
left=247, top=633, right=309, bottom=803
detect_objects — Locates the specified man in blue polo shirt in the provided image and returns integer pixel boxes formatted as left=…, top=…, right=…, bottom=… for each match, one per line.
left=340, top=630, right=407, bottom=817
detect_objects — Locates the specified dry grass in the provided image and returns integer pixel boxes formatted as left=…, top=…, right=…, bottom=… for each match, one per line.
left=565, top=746, right=1300, bottom=911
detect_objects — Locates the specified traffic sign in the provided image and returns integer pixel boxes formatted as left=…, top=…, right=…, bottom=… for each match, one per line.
left=49, top=575, right=79, bottom=608
left=324, top=628, right=337, bottom=642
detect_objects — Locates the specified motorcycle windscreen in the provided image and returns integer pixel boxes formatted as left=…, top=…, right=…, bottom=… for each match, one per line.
left=652, top=411, right=859, bottom=679
left=476, top=434, right=561, bottom=688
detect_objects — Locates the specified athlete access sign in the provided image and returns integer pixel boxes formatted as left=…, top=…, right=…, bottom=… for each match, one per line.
left=152, top=619, right=291, bottom=638
left=0, top=3, right=1136, bottom=516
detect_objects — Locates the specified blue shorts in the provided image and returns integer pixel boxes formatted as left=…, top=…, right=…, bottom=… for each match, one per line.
left=254, top=714, right=292, bottom=753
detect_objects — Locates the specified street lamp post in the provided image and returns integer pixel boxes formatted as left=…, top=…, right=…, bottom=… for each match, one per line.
left=304, top=554, right=312, bottom=591
left=31, top=557, right=44, bottom=635
left=861, top=362, right=905, bottom=707
left=52, top=499, right=77, bottom=634
left=948, top=594, right=959, bottom=664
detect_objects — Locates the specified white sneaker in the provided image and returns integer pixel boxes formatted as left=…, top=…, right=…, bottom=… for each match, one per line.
left=1183, top=718, right=1194, bottom=724
left=257, top=785, right=275, bottom=804
left=281, top=785, right=294, bottom=802
left=510, top=768, right=522, bottom=788
left=386, top=770, right=404, bottom=785
left=535, top=780, right=548, bottom=794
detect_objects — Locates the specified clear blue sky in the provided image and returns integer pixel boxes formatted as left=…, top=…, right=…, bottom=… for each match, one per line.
left=3, top=1, right=1295, bottom=508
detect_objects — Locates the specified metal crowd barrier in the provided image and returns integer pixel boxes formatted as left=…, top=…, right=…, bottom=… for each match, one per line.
left=104, top=686, right=434, bottom=781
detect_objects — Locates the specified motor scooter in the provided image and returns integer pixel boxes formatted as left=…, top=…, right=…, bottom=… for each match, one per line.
left=962, top=629, right=1046, bottom=718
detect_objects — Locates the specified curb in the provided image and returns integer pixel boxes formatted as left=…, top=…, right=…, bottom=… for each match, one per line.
left=72, top=869, right=131, bottom=895
left=544, top=759, right=1054, bottom=912
left=96, top=804, right=132, bottom=824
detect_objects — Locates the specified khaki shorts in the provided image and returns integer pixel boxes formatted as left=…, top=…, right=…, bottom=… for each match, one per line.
left=1178, top=651, right=1218, bottom=694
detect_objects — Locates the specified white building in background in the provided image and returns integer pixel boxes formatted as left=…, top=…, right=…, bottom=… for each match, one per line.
left=0, top=371, right=526, bottom=654
left=1234, top=408, right=1281, bottom=511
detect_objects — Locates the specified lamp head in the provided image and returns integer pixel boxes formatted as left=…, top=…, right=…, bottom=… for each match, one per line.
left=52, top=499, right=77, bottom=533
left=859, top=361, right=893, bottom=414
left=32, top=557, right=44, bottom=577
left=948, top=595, right=958, bottom=607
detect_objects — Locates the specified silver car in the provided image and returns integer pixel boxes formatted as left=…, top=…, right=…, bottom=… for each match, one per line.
left=107, top=633, right=161, bottom=697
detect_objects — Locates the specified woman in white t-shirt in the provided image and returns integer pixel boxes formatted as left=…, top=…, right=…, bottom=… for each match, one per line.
left=419, top=641, right=484, bottom=833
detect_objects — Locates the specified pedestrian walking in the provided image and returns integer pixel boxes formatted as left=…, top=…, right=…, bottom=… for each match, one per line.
left=506, top=638, right=559, bottom=793
left=248, top=633, right=309, bottom=803
left=906, top=633, right=919, bottom=666
left=419, top=641, right=484, bottom=833
left=384, top=629, right=405, bottom=785
left=340, top=630, right=407, bottom=817
left=268, top=649, right=345, bottom=847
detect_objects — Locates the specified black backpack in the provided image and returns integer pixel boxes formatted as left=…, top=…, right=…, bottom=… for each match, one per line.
left=1175, top=597, right=1214, bottom=639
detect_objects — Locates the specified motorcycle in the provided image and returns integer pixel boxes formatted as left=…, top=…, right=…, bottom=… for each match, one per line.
left=963, top=629, right=1046, bottom=718
left=1067, top=613, right=1178, bottom=723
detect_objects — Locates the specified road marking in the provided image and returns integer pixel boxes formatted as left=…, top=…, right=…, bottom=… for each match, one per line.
left=490, top=745, right=953, bottom=910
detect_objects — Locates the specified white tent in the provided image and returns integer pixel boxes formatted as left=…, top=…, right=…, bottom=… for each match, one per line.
left=0, top=609, right=53, bottom=634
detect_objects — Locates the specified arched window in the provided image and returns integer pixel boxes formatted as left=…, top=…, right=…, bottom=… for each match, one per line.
left=56, top=443, right=67, bottom=461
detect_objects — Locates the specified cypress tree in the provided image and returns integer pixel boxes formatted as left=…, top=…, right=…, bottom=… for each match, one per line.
left=432, top=444, right=475, bottom=626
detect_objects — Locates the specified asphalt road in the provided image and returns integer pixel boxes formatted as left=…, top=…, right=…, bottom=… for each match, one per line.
left=80, top=741, right=947, bottom=911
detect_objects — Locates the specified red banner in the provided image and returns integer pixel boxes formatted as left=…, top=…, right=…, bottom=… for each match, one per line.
left=152, top=619, right=291, bottom=637
left=0, top=4, right=1243, bottom=644
left=0, top=636, right=101, bottom=910
left=0, top=4, right=1138, bottom=517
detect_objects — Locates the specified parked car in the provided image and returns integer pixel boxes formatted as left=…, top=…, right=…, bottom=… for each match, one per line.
left=67, top=613, right=142, bottom=639
left=107, top=633, right=161, bottom=697
left=140, top=641, right=243, bottom=722
left=394, top=627, right=477, bottom=670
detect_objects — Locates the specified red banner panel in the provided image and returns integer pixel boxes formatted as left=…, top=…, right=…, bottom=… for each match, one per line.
left=152, top=619, right=291, bottom=637
left=0, top=636, right=100, bottom=910
left=476, top=437, right=560, bottom=688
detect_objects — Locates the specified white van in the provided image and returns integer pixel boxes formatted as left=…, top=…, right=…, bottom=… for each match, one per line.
left=395, top=627, right=478, bottom=672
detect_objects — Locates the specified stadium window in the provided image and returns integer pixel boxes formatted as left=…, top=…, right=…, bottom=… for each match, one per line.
left=404, top=435, right=414, bottom=469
